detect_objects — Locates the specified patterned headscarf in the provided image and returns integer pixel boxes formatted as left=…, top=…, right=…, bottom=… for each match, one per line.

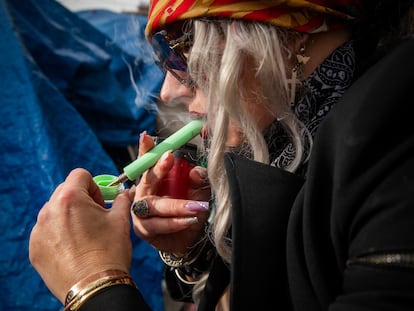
left=145, top=0, right=364, bottom=38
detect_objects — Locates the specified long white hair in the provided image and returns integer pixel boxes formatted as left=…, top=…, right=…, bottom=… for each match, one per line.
left=188, top=19, right=305, bottom=303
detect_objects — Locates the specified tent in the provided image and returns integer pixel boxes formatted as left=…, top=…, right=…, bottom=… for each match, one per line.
left=0, top=0, right=165, bottom=310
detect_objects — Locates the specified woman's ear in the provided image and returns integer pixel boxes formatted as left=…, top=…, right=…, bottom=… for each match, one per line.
left=293, top=33, right=310, bottom=53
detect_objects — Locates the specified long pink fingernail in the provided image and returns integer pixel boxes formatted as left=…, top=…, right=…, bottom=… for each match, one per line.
left=185, top=201, right=209, bottom=212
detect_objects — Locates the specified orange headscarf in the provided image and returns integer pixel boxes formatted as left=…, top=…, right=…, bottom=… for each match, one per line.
left=145, top=0, right=364, bottom=38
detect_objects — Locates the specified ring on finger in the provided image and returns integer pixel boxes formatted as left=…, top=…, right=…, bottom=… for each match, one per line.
left=131, top=199, right=150, bottom=218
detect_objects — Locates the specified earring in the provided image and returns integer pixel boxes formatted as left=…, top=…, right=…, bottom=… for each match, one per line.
left=288, top=46, right=310, bottom=106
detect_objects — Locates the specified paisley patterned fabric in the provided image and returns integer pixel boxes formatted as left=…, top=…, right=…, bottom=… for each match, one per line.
left=270, top=39, right=356, bottom=175
left=223, top=40, right=356, bottom=177
left=145, top=0, right=364, bottom=38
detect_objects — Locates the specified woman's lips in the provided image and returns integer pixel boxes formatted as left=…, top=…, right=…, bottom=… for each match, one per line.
left=189, top=111, right=204, bottom=119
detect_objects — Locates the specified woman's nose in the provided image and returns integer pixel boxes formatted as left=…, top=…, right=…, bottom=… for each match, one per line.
left=160, top=71, right=194, bottom=103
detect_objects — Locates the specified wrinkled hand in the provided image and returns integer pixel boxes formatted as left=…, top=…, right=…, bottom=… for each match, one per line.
left=131, top=132, right=211, bottom=254
left=29, top=168, right=133, bottom=303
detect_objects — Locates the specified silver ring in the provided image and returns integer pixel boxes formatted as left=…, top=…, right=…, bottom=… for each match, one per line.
left=131, top=199, right=149, bottom=218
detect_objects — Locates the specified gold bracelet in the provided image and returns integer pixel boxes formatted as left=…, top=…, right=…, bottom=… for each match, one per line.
left=64, top=269, right=136, bottom=311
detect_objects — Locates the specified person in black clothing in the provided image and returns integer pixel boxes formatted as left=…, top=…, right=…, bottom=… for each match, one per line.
left=29, top=1, right=414, bottom=310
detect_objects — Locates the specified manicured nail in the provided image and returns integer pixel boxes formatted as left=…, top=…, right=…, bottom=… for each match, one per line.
left=160, top=150, right=172, bottom=162
left=128, top=185, right=136, bottom=199
left=185, top=201, right=209, bottom=212
left=193, top=166, right=208, bottom=179
left=177, top=217, right=198, bottom=225
left=139, top=131, right=147, bottom=144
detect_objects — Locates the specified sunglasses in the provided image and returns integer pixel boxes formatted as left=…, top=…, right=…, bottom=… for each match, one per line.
left=151, top=30, right=194, bottom=87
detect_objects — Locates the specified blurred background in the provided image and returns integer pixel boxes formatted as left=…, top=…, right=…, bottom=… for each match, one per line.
left=0, top=0, right=190, bottom=310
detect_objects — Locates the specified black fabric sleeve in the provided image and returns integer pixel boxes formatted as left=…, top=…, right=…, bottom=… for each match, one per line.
left=224, top=153, right=304, bottom=311
left=287, top=38, right=414, bottom=311
left=79, top=284, right=152, bottom=311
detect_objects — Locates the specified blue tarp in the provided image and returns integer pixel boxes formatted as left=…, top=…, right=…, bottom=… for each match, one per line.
left=0, top=0, right=165, bottom=310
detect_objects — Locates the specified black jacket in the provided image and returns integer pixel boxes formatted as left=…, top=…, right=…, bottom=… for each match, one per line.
left=80, top=38, right=414, bottom=311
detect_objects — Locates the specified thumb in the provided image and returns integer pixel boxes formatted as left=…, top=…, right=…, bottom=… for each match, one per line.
left=111, top=190, right=132, bottom=217
left=138, top=131, right=155, bottom=157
